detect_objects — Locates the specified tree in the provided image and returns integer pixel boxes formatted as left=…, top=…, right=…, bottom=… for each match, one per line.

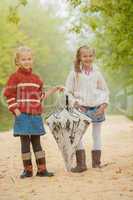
left=68, top=0, right=133, bottom=91
left=0, top=0, right=72, bottom=130
left=8, top=0, right=28, bottom=24
left=0, top=0, right=29, bottom=86
left=18, top=0, right=72, bottom=85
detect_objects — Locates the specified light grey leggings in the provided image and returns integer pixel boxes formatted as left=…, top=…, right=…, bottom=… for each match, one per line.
left=77, top=123, right=102, bottom=150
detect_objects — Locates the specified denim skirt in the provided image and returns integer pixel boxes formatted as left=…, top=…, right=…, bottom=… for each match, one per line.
left=83, top=106, right=105, bottom=123
left=13, top=113, right=46, bottom=137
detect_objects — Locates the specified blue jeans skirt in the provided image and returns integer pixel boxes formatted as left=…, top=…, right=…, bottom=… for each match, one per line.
left=82, top=106, right=105, bottom=123
left=13, top=113, right=46, bottom=137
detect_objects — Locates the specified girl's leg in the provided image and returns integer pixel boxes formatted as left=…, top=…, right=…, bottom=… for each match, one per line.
left=71, top=138, right=87, bottom=173
left=92, top=123, right=102, bottom=150
left=31, top=135, right=54, bottom=177
left=20, top=135, right=31, bottom=153
left=91, top=123, right=102, bottom=168
left=30, top=135, right=42, bottom=152
left=20, top=135, right=33, bottom=178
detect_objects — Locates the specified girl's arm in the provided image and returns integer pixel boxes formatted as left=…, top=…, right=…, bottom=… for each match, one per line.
left=95, top=72, right=109, bottom=115
left=4, top=74, right=20, bottom=115
left=97, top=71, right=110, bottom=105
left=44, top=86, right=63, bottom=100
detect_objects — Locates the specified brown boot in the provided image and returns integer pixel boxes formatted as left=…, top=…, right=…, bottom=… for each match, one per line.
left=20, top=152, right=33, bottom=179
left=91, top=150, right=101, bottom=168
left=71, top=150, right=87, bottom=173
left=35, top=151, right=54, bottom=177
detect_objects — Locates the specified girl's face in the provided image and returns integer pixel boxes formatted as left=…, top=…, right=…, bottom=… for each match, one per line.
left=17, top=52, right=33, bottom=69
left=80, top=48, right=94, bottom=66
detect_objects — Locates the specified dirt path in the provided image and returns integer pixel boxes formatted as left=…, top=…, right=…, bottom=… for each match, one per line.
left=0, top=115, right=133, bottom=200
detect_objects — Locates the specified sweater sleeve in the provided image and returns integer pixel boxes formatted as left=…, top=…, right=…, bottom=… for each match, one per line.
left=65, top=71, right=77, bottom=107
left=97, top=71, right=110, bottom=104
left=3, top=74, right=18, bottom=113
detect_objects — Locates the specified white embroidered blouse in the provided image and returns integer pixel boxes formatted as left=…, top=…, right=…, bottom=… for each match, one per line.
left=65, top=66, right=109, bottom=107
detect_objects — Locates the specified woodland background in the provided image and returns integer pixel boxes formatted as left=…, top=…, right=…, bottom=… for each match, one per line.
left=0, top=0, right=133, bottom=131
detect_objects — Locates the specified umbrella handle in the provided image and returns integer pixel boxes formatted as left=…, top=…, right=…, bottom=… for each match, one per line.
left=66, top=95, right=69, bottom=111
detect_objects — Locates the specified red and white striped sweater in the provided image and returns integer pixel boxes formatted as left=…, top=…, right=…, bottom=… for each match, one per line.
left=4, top=67, right=45, bottom=115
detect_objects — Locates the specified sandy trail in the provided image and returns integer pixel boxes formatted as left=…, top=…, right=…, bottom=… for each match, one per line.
left=0, top=115, right=133, bottom=200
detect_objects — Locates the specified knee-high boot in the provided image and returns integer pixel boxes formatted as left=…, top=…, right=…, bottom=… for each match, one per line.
left=20, top=152, right=33, bottom=178
left=35, top=151, right=54, bottom=177
left=91, top=150, right=101, bottom=168
left=71, top=150, right=87, bottom=173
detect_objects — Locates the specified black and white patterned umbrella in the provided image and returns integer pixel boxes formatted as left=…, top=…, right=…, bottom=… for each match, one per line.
left=46, top=96, right=91, bottom=171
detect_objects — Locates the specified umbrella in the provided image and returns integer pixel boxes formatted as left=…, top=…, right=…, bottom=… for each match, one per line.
left=46, top=96, right=91, bottom=171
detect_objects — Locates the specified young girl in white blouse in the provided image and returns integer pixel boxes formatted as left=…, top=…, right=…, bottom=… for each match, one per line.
left=65, top=46, right=109, bottom=172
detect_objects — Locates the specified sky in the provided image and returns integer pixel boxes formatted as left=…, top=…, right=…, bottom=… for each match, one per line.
left=40, top=0, right=68, bottom=17
left=40, top=0, right=79, bottom=51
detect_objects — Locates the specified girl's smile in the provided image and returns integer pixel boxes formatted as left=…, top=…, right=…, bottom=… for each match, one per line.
left=80, top=49, right=94, bottom=67
left=18, top=52, right=33, bottom=70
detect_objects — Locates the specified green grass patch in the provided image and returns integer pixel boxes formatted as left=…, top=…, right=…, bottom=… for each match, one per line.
left=0, top=106, right=13, bottom=132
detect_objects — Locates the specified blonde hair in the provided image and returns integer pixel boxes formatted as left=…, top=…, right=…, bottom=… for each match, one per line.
left=14, top=46, right=32, bottom=67
left=74, top=45, right=95, bottom=73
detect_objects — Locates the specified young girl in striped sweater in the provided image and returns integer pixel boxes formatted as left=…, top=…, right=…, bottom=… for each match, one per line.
left=65, top=46, right=109, bottom=172
left=4, top=46, right=62, bottom=178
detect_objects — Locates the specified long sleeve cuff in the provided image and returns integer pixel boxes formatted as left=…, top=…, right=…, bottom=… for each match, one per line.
left=6, top=97, right=18, bottom=113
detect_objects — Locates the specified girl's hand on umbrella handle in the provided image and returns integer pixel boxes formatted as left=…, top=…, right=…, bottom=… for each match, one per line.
left=74, top=101, right=86, bottom=112
left=73, top=101, right=80, bottom=109
left=78, top=106, right=87, bottom=112
left=55, top=86, right=65, bottom=93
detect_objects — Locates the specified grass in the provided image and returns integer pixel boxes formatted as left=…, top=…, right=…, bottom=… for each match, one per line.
left=0, top=107, right=13, bottom=132
left=127, top=115, right=133, bottom=120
